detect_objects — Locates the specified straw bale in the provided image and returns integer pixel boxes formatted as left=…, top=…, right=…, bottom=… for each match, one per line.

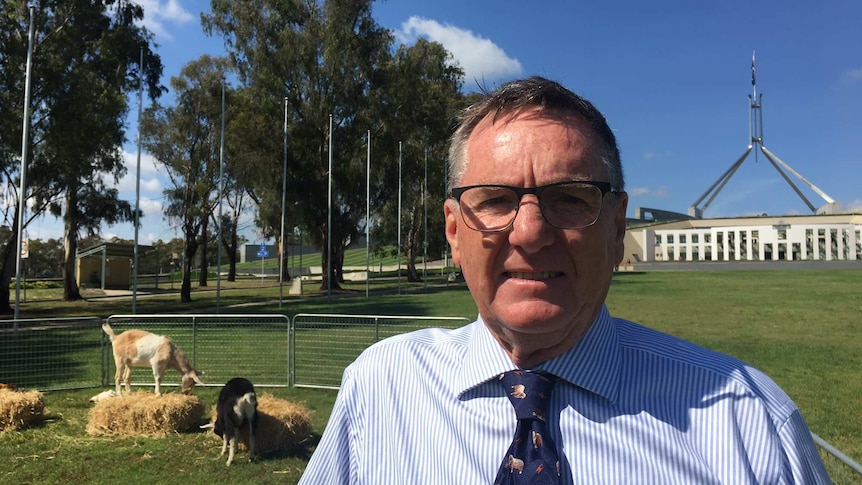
left=87, top=392, right=205, bottom=437
left=0, top=388, right=44, bottom=432
left=208, top=393, right=313, bottom=455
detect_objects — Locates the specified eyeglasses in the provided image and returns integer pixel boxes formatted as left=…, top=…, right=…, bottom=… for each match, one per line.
left=450, top=181, right=618, bottom=232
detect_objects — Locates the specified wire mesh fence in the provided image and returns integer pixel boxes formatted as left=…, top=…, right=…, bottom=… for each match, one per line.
left=290, top=313, right=470, bottom=389
left=3, top=313, right=862, bottom=482
left=103, top=314, right=290, bottom=390
left=814, top=434, right=862, bottom=484
left=0, top=317, right=104, bottom=391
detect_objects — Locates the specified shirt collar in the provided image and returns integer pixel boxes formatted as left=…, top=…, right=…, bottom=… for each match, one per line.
left=455, top=305, right=620, bottom=403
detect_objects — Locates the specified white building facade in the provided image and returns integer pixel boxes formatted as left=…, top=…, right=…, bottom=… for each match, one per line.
left=625, top=214, right=862, bottom=263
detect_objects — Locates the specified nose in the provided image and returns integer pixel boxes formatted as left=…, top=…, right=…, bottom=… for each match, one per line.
left=507, top=196, right=555, bottom=252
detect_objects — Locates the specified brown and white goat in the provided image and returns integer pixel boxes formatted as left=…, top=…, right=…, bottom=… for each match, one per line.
left=102, top=323, right=204, bottom=396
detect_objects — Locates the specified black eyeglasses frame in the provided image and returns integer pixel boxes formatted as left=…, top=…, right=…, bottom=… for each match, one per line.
left=449, top=180, right=620, bottom=232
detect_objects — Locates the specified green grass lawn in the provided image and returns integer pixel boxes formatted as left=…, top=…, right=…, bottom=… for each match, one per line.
left=1, top=268, right=861, bottom=484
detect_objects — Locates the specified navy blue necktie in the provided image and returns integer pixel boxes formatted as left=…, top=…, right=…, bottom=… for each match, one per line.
left=495, top=370, right=562, bottom=484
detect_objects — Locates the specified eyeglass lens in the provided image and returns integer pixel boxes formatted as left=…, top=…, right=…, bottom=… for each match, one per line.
left=458, top=183, right=603, bottom=231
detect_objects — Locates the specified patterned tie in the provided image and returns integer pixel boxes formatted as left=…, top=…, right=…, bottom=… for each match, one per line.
left=495, top=370, right=562, bottom=484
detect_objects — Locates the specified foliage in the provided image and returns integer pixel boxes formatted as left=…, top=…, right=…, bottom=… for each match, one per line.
left=369, top=39, right=464, bottom=281
left=140, top=56, right=231, bottom=302
left=204, top=0, right=407, bottom=290
left=0, top=0, right=164, bottom=309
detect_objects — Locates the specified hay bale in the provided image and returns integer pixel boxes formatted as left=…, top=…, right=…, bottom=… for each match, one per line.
left=209, top=393, right=312, bottom=455
left=87, top=392, right=205, bottom=437
left=0, top=388, right=44, bottom=432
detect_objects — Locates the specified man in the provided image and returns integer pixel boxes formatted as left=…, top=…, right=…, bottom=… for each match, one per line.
left=299, top=77, right=830, bottom=484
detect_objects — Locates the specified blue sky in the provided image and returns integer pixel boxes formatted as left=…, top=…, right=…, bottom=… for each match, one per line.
left=26, top=0, right=862, bottom=244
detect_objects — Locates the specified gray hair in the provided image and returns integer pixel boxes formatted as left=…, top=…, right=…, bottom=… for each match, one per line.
left=447, top=76, right=624, bottom=192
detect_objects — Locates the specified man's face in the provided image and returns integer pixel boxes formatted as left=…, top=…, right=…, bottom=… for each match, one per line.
left=445, top=110, right=628, bottom=361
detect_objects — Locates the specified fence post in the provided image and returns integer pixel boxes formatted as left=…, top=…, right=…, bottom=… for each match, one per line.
left=289, top=316, right=295, bottom=387
left=191, top=315, right=197, bottom=367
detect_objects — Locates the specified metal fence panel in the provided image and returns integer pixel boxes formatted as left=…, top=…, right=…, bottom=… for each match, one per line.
left=104, top=314, right=290, bottom=390
left=0, top=317, right=103, bottom=391
left=4, top=312, right=862, bottom=481
left=813, top=434, right=862, bottom=484
left=290, top=313, right=470, bottom=389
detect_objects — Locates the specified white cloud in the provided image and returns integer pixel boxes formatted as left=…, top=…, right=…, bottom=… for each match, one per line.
left=628, top=186, right=668, bottom=197
left=118, top=150, right=164, bottom=194
left=843, top=199, right=862, bottom=213
left=841, top=68, right=862, bottom=85
left=642, top=151, right=673, bottom=160
left=398, top=16, right=522, bottom=84
left=138, top=197, right=164, bottom=216
left=135, top=0, right=196, bottom=41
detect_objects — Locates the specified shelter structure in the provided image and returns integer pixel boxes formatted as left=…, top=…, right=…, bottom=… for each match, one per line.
left=76, top=242, right=155, bottom=290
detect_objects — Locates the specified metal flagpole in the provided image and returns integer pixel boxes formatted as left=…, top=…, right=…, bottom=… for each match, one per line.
left=327, top=114, right=333, bottom=299
left=216, top=78, right=225, bottom=311
left=14, top=6, right=36, bottom=322
left=423, top=148, right=428, bottom=290
left=279, top=96, right=288, bottom=308
left=132, top=48, right=143, bottom=314
left=365, top=130, right=371, bottom=298
left=397, top=141, right=402, bottom=295
left=444, top=152, right=449, bottom=286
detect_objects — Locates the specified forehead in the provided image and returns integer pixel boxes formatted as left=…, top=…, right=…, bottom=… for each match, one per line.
left=464, top=109, right=605, bottom=184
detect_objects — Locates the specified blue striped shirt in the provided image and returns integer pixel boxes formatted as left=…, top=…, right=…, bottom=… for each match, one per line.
left=298, top=306, right=830, bottom=484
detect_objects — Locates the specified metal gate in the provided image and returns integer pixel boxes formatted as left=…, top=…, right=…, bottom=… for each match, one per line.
left=104, top=314, right=290, bottom=389
left=290, top=313, right=470, bottom=389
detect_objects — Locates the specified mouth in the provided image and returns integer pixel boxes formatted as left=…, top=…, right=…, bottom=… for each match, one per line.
left=505, top=271, right=563, bottom=280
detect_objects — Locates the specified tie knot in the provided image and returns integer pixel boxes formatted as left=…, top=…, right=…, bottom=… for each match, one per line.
left=499, top=371, right=557, bottom=420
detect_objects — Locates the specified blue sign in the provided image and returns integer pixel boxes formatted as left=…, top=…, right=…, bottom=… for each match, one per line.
left=257, top=243, right=269, bottom=258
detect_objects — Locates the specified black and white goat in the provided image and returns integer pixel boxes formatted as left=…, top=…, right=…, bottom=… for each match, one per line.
left=211, top=377, right=259, bottom=466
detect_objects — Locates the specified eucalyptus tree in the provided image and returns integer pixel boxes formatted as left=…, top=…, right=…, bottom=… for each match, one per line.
left=369, top=39, right=464, bottom=281
left=140, top=56, right=230, bottom=302
left=0, top=0, right=163, bottom=308
left=204, top=0, right=393, bottom=290
left=221, top=86, right=277, bottom=281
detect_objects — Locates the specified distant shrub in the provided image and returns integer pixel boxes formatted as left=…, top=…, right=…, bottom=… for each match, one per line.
left=10, top=279, right=64, bottom=290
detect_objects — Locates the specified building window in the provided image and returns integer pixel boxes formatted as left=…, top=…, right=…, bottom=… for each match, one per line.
left=692, top=234, right=699, bottom=244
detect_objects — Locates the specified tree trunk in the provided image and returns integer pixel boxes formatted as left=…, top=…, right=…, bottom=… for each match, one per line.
left=181, top=226, right=199, bottom=303
left=0, top=209, right=21, bottom=315
left=318, top=242, right=343, bottom=291
left=198, top=218, right=209, bottom=287
left=406, top=205, right=422, bottom=282
left=406, top=226, right=421, bottom=282
left=279, top=234, right=291, bottom=283
left=63, top=188, right=82, bottom=301
left=227, top=229, right=237, bottom=282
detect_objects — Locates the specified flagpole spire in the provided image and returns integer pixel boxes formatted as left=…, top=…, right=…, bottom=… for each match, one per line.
left=751, top=50, right=757, bottom=99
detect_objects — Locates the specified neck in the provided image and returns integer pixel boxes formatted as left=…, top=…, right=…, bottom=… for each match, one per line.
left=497, top=331, right=586, bottom=369
left=488, top=307, right=602, bottom=369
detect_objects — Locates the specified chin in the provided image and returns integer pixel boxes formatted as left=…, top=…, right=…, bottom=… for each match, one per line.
left=493, top=302, right=570, bottom=333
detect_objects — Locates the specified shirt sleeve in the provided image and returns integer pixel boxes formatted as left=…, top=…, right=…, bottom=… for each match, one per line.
left=297, top=365, right=359, bottom=485
left=778, top=409, right=832, bottom=484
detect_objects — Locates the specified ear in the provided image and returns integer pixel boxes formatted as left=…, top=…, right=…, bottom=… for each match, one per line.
left=444, top=200, right=462, bottom=265
left=194, top=373, right=205, bottom=385
left=611, top=191, right=628, bottom=264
